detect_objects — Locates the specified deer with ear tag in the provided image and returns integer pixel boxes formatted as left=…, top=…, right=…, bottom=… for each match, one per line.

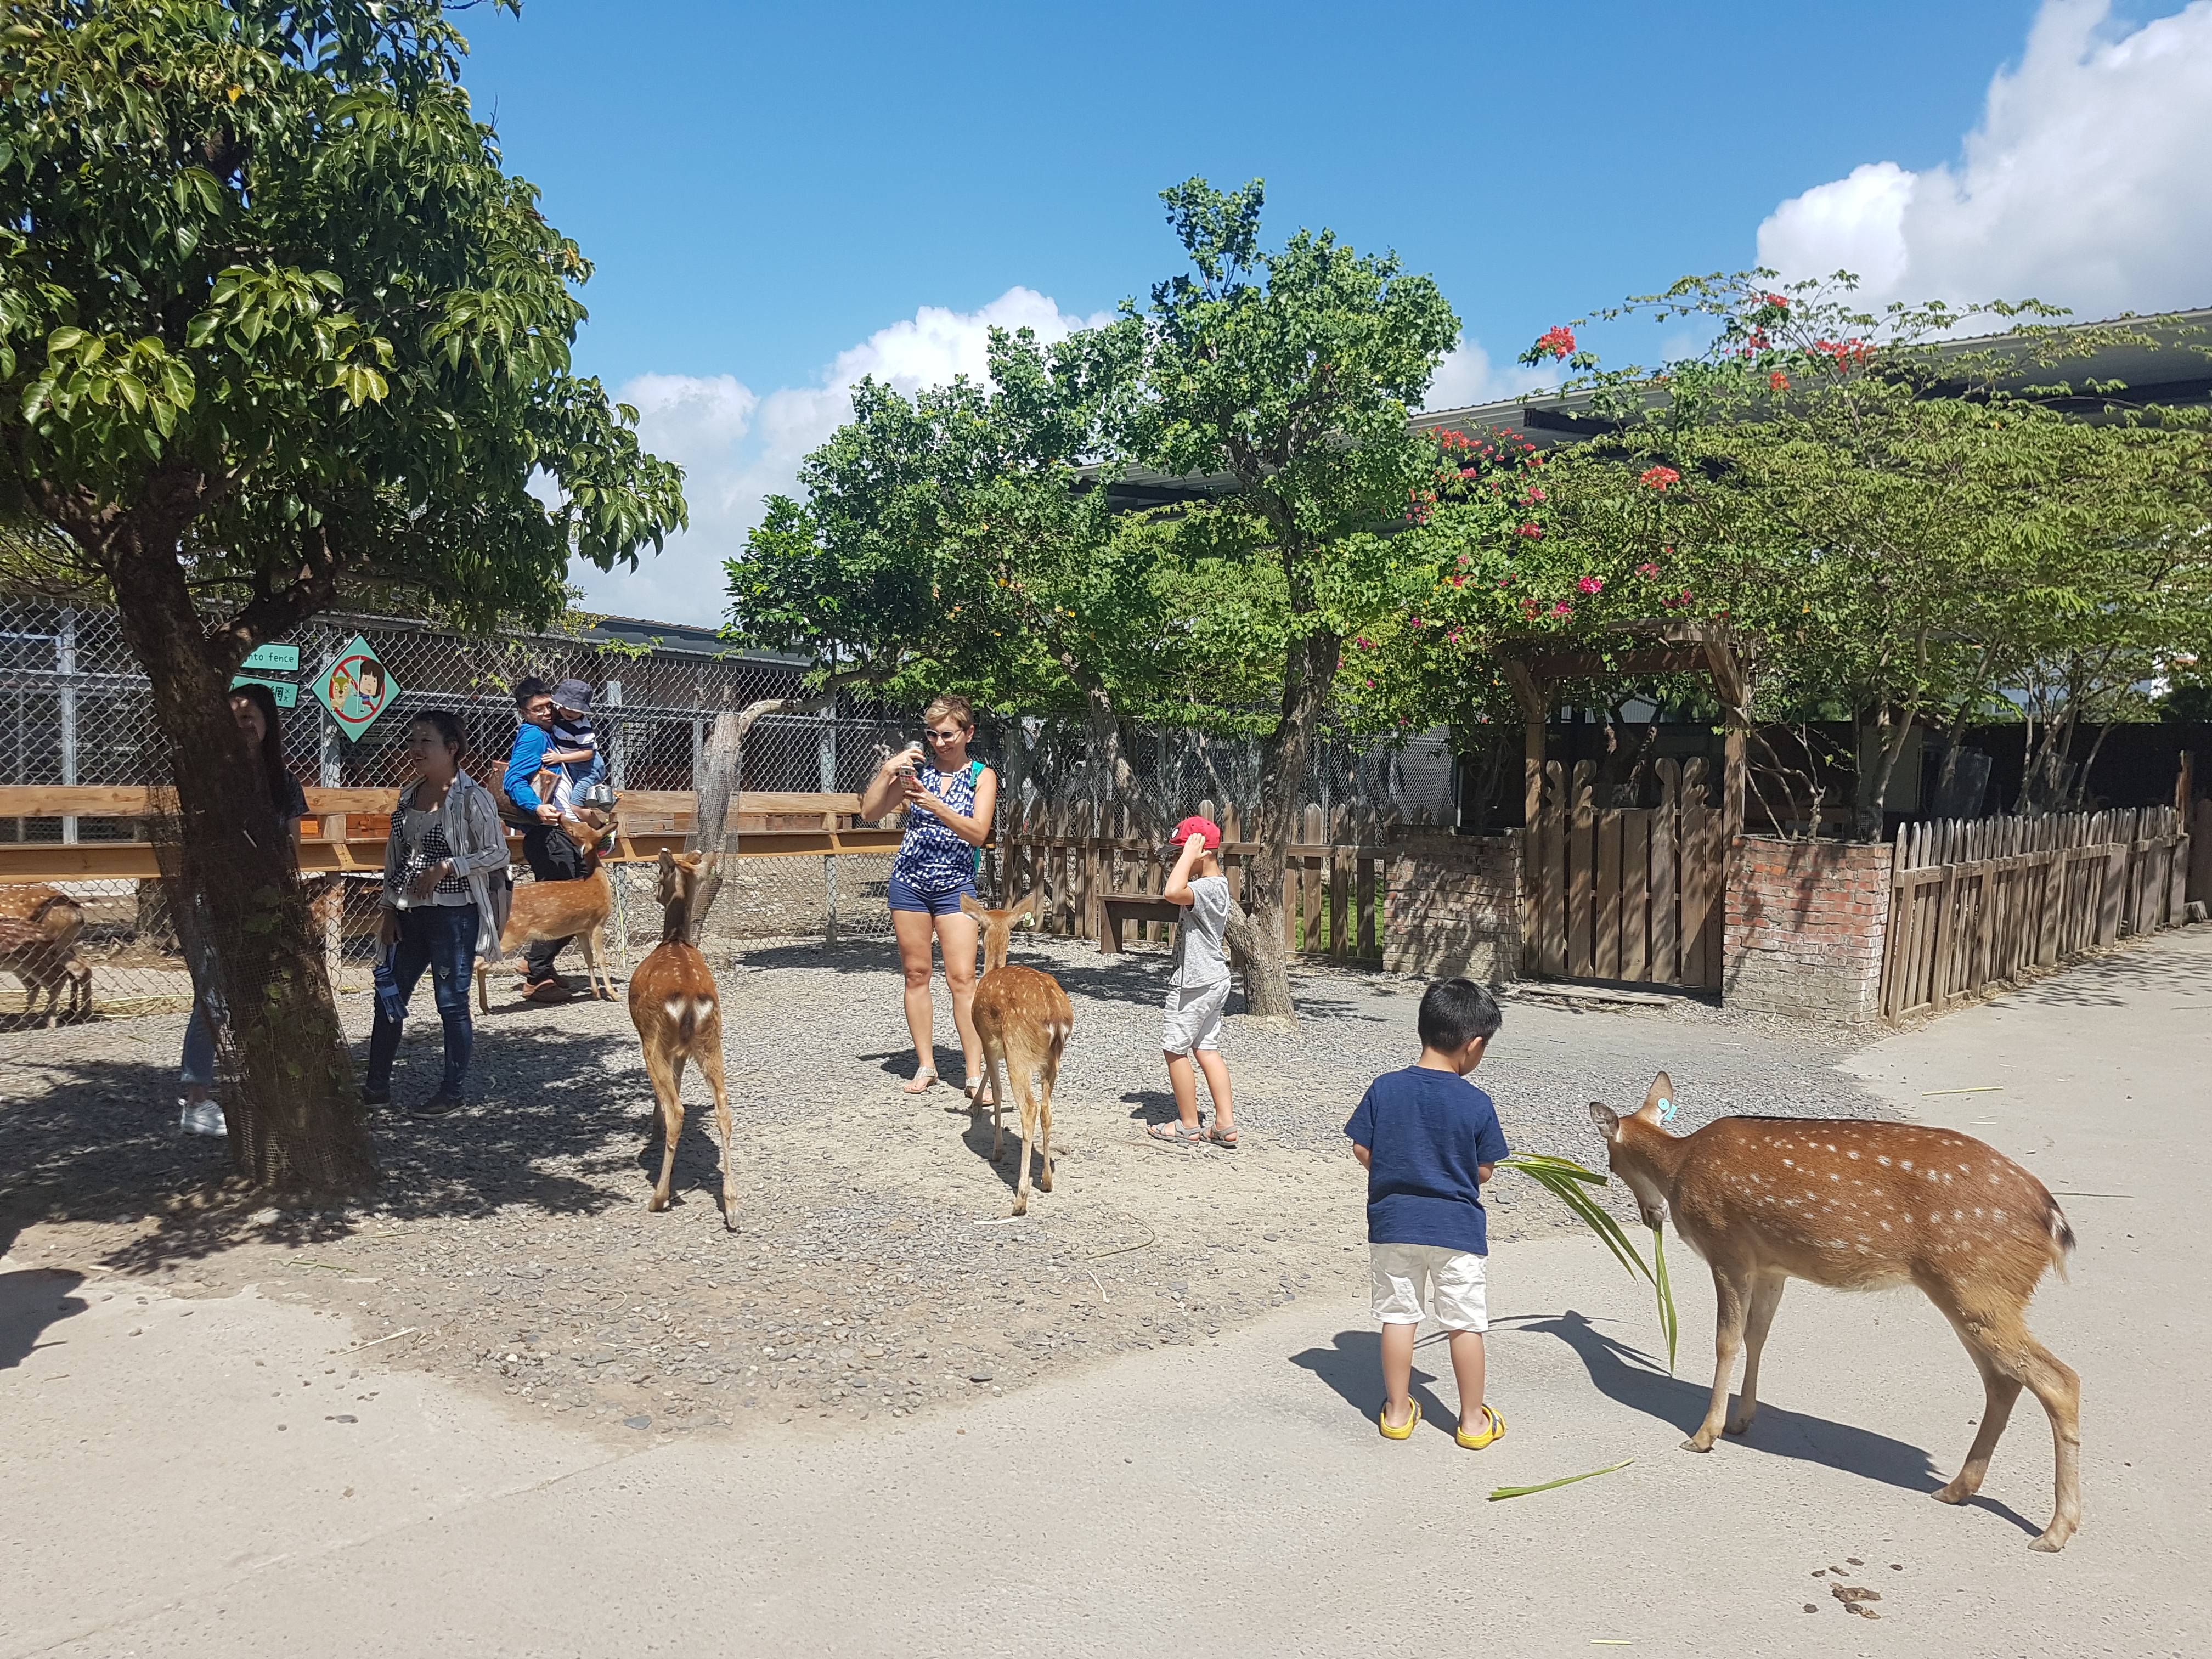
left=1589, top=1071, right=2081, bottom=1551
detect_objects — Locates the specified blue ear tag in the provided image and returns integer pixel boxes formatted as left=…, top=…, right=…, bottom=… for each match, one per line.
left=1657, top=1098, right=1677, bottom=1124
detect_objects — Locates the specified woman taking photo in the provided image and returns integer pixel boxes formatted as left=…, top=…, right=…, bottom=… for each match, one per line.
left=362, top=710, right=511, bottom=1117
left=860, top=694, right=998, bottom=1102
left=178, top=681, right=307, bottom=1137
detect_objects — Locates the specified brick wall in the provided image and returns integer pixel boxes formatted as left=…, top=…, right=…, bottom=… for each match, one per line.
left=1722, top=836, right=1892, bottom=1024
left=1384, top=830, right=1522, bottom=985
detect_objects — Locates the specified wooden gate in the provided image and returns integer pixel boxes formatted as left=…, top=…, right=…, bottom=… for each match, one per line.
left=1524, top=756, right=1726, bottom=988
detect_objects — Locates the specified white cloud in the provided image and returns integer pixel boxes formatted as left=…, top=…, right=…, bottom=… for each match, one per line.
left=1757, top=0, right=2212, bottom=317
left=1421, top=337, right=1557, bottom=412
left=576, top=287, right=1110, bottom=626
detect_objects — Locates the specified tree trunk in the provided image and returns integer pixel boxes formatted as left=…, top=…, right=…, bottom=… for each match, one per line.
left=1239, top=627, right=1341, bottom=1023
left=106, top=522, right=376, bottom=1192
left=1852, top=706, right=1916, bottom=843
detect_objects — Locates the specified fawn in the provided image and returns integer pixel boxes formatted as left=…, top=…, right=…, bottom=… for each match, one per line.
left=474, top=813, right=619, bottom=1010
left=630, top=850, right=736, bottom=1226
left=959, top=891, right=1074, bottom=1217
left=0, top=893, right=91, bottom=1025
left=1590, top=1071, right=2081, bottom=1551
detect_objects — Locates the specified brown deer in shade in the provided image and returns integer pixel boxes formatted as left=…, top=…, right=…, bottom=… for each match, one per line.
left=475, top=813, right=619, bottom=1010
left=960, top=891, right=1073, bottom=1217
left=1590, top=1071, right=2081, bottom=1551
left=630, top=850, right=737, bottom=1227
left=0, top=893, right=91, bottom=1025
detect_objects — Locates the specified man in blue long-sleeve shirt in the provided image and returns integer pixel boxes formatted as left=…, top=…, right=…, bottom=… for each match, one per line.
left=503, top=676, right=580, bottom=1001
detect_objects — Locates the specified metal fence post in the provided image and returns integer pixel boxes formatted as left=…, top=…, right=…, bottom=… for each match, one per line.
left=820, top=706, right=838, bottom=943
left=57, top=608, right=78, bottom=845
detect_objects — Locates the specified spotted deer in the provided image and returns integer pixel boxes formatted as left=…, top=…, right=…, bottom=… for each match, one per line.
left=1590, top=1071, right=2081, bottom=1550
left=959, top=891, right=1073, bottom=1217
left=630, top=850, right=736, bottom=1226
left=0, top=893, right=91, bottom=1025
left=475, top=813, right=619, bottom=1009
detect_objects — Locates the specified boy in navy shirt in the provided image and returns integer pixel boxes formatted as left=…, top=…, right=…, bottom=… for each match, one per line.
left=1345, top=977, right=1509, bottom=1448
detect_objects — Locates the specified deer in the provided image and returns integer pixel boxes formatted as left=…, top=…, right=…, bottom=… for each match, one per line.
left=0, top=895, right=92, bottom=1025
left=629, top=849, right=737, bottom=1226
left=474, top=812, right=619, bottom=1011
left=959, top=890, right=1074, bottom=1217
left=1589, top=1071, right=2081, bottom=1551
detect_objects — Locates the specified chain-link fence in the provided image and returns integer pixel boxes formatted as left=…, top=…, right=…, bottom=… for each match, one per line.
left=1, top=591, right=1460, bottom=1019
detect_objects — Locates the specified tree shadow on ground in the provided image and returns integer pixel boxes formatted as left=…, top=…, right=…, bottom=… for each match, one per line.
left=0, top=1023, right=665, bottom=1273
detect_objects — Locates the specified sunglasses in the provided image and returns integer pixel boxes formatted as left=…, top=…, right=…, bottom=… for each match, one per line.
left=923, top=727, right=964, bottom=742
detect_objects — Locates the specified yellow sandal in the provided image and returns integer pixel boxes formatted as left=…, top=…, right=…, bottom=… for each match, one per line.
left=1377, top=1400, right=1421, bottom=1440
left=1456, top=1403, right=1505, bottom=1449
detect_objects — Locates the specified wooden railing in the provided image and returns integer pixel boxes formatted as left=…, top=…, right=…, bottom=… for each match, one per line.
left=992, top=799, right=1404, bottom=963
left=0, top=786, right=896, bottom=881
left=1881, top=806, right=2192, bottom=1022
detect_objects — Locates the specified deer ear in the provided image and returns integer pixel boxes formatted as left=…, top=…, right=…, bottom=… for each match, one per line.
left=958, top=894, right=985, bottom=918
left=1589, top=1102, right=1621, bottom=1137
left=1012, top=889, right=1037, bottom=923
left=1638, top=1071, right=1675, bottom=1121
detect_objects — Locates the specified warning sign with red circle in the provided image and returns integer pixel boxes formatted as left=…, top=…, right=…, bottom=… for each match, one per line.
left=312, top=635, right=399, bottom=741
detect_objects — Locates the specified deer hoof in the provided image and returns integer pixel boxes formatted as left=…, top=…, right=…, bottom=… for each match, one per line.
left=1724, top=1417, right=1754, bottom=1437
left=2028, top=1525, right=2074, bottom=1553
left=1931, top=1480, right=1972, bottom=1506
left=647, top=1193, right=669, bottom=1214
left=1680, top=1436, right=1714, bottom=1454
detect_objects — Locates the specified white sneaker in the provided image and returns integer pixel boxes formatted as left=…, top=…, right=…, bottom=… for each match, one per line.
left=178, top=1099, right=228, bottom=1137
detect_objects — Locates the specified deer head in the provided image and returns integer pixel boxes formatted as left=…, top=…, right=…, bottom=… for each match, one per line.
left=960, top=889, right=1037, bottom=972
left=654, top=848, right=718, bottom=944
left=1588, top=1070, right=1685, bottom=1229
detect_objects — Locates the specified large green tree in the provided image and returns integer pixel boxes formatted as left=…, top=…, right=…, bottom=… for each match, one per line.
left=0, top=1, right=685, bottom=1189
left=1120, top=179, right=1457, bottom=1015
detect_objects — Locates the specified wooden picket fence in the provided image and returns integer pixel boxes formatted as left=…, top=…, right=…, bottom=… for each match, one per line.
left=1881, top=806, right=2192, bottom=1021
left=990, top=798, right=1416, bottom=963
left=1523, top=755, right=1728, bottom=989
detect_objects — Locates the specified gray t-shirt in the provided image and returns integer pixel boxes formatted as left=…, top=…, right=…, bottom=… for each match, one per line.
left=1170, top=874, right=1233, bottom=990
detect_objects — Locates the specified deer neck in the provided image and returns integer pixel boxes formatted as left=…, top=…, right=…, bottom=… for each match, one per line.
left=1615, top=1119, right=1695, bottom=1201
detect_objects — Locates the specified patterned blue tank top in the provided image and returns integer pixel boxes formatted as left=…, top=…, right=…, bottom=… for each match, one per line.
left=891, top=762, right=985, bottom=895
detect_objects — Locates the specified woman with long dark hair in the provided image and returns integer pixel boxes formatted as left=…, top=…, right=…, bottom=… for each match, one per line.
left=178, top=680, right=308, bottom=1136
left=361, top=709, right=511, bottom=1116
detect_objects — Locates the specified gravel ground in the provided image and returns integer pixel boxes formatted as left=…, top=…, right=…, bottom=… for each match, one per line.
left=0, top=934, right=1893, bottom=1441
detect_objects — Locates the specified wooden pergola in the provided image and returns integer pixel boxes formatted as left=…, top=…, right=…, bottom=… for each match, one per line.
left=1497, top=618, right=1756, bottom=843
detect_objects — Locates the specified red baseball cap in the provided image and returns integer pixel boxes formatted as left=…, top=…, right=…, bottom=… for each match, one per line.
left=1171, top=815, right=1221, bottom=850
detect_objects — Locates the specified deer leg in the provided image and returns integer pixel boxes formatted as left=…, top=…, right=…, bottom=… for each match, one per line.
left=697, top=1042, right=737, bottom=1231
left=2018, top=1335, right=2083, bottom=1552
left=989, top=1046, right=1007, bottom=1159
left=1686, top=1267, right=1751, bottom=1452
left=1036, top=1040, right=1062, bottom=1195
left=1726, top=1273, right=1788, bottom=1436
left=1011, top=1061, right=1039, bottom=1218
left=1930, top=1296, right=2081, bottom=1550
left=646, top=1048, right=687, bottom=1213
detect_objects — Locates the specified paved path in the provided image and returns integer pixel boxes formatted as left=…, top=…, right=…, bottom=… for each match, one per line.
left=6, top=930, right=2210, bottom=1657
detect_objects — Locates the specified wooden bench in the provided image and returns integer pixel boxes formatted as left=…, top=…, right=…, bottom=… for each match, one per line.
left=1097, top=891, right=1185, bottom=954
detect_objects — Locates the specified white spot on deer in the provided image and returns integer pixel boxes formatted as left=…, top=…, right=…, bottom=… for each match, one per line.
left=694, top=997, right=715, bottom=1018
left=1880, top=1220, right=1892, bottom=1231
left=1846, top=1150, right=1860, bottom=1160
left=663, top=996, right=684, bottom=1022
left=1877, top=1155, right=1891, bottom=1166
left=1782, top=1158, right=1794, bottom=1167
left=1901, top=1159, right=1914, bottom=1170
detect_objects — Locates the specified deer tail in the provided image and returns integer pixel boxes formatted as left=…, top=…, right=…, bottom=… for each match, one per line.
left=2045, top=1192, right=2076, bottom=1280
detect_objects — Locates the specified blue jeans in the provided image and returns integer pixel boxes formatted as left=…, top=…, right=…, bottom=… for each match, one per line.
left=365, top=904, right=479, bottom=1097
left=180, top=1005, right=218, bottom=1088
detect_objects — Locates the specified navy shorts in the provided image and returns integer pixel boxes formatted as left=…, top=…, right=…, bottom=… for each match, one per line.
left=887, top=872, right=977, bottom=916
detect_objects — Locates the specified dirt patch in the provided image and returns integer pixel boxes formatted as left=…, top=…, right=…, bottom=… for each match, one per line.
left=0, top=936, right=1889, bottom=1437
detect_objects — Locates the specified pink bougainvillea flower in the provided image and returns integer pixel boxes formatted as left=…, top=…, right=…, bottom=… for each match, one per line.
left=1769, top=370, right=1790, bottom=391
left=1636, top=561, right=1660, bottom=578
left=1639, top=465, right=1681, bottom=491
left=1529, top=487, right=1545, bottom=501
left=1535, top=324, right=1576, bottom=360
left=1449, top=575, right=1465, bottom=588
left=1550, top=601, right=1572, bottom=618
left=1577, top=574, right=1604, bottom=595
left=1516, top=522, right=1544, bottom=539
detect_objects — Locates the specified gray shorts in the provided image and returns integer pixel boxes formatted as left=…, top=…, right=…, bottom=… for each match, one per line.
left=1161, top=980, right=1229, bottom=1055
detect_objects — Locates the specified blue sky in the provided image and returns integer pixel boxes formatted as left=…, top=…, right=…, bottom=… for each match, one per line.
left=456, top=1, right=2212, bottom=623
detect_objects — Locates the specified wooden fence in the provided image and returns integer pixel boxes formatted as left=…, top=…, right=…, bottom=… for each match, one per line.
left=1881, top=806, right=2192, bottom=1021
left=1524, top=756, right=1726, bottom=988
left=992, top=799, right=1414, bottom=964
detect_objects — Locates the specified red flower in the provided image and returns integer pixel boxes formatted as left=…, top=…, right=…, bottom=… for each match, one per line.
left=1635, top=561, right=1660, bottom=578
left=1577, top=574, right=1604, bottom=595
left=1550, top=601, right=1572, bottom=618
left=1535, top=324, right=1576, bottom=360
left=1639, top=465, right=1681, bottom=491
left=1769, top=370, right=1790, bottom=391
left=1516, top=522, right=1544, bottom=539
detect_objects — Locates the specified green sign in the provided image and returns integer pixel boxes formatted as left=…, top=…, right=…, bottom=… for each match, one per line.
left=311, top=634, right=399, bottom=741
left=230, top=674, right=298, bottom=709
left=240, top=642, right=301, bottom=674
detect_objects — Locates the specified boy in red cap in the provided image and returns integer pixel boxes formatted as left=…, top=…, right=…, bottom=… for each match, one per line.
left=1150, top=816, right=1238, bottom=1147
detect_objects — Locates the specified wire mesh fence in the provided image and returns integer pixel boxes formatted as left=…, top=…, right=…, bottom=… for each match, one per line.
left=1, top=591, right=1461, bottom=1022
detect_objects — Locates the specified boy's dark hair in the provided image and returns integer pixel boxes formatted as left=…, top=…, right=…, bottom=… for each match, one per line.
left=513, top=675, right=554, bottom=708
left=1418, top=978, right=1502, bottom=1050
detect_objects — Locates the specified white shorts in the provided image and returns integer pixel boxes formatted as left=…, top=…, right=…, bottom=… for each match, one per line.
left=1160, top=980, right=1229, bottom=1055
left=1369, top=1243, right=1488, bottom=1331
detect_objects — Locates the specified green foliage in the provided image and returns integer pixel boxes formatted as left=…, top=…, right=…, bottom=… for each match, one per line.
left=0, top=0, right=686, bottom=646
left=1500, top=1152, right=1677, bottom=1372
